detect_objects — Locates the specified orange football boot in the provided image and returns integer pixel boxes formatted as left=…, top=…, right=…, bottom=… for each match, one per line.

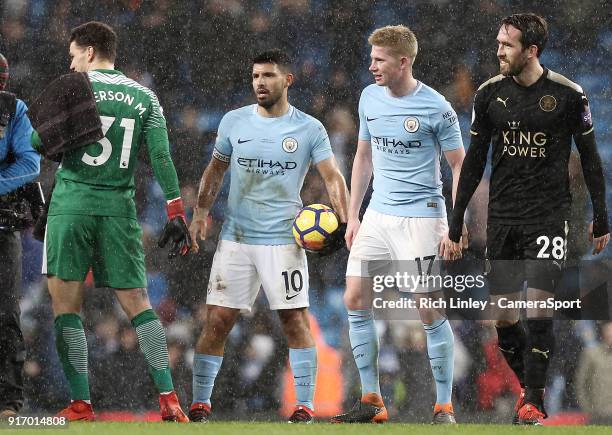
left=432, top=403, right=456, bottom=424
left=331, top=392, right=388, bottom=423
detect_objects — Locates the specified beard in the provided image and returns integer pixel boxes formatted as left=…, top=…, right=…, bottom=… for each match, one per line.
left=499, top=54, right=528, bottom=77
left=257, top=91, right=282, bottom=109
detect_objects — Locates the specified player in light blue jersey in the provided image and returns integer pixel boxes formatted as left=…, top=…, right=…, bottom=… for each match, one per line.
left=188, top=49, right=349, bottom=424
left=331, top=26, right=466, bottom=425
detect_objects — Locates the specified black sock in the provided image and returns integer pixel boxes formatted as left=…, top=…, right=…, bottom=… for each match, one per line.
left=496, top=322, right=526, bottom=388
left=524, top=318, right=554, bottom=397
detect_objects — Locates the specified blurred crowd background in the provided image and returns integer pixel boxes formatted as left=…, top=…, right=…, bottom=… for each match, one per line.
left=2, top=0, right=611, bottom=424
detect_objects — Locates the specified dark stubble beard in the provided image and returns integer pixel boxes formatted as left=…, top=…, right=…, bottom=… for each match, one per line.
left=257, top=91, right=282, bottom=109
left=500, top=52, right=528, bottom=77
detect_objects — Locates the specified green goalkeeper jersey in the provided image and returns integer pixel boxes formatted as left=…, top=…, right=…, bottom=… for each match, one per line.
left=48, top=69, right=180, bottom=218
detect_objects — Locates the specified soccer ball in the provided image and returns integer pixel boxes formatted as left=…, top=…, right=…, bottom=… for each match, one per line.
left=292, top=204, right=339, bottom=251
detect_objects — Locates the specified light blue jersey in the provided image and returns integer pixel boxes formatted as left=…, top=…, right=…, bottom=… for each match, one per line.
left=213, top=104, right=333, bottom=244
left=358, top=82, right=463, bottom=217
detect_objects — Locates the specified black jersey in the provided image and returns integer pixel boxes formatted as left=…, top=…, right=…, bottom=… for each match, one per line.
left=471, top=68, right=593, bottom=225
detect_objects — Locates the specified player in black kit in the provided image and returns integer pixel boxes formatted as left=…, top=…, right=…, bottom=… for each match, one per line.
left=444, top=13, right=610, bottom=425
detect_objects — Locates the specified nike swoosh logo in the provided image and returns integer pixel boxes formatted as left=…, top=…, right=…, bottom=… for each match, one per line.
left=237, top=138, right=253, bottom=144
left=286, top=293, right=301, bottom=301
left=366, top=117, right=378, bottom=121
left=351, top=343, right=367, bottom=352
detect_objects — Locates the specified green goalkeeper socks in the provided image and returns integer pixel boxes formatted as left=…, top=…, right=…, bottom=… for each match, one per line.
left=55, top=310, right=174, bottom=399
left=131, top=309, right=174, bottom=393
left=54, top=313, right=91, bottom=401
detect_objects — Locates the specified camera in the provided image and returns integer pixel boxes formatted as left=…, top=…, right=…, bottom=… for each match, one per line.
left=0, top=182, right=45, bottom=231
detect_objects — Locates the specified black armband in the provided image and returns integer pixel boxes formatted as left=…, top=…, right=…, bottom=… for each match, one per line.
left=575, top=132, right=609, bottom=237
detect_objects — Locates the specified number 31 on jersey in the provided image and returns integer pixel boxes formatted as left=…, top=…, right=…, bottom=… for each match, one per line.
left=82, top=115, right=135, bottom=168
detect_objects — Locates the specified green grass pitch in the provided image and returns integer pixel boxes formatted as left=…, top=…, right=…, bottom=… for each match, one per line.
left=11, top=422, right=608, bottom=435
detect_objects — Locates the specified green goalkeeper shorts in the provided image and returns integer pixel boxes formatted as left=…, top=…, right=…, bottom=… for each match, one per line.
left=44, top=214, right=147, bottom=289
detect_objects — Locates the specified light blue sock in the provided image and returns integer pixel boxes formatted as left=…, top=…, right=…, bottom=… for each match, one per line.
left=348, top=309, right=380, bottom=396
left=424, top=318, right=454, bottom=405
left=192, top=354, right=223, bottom=406
left=289, top=347, right=317, bottom=410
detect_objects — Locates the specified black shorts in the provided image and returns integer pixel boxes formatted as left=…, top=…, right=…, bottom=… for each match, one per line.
left=486, top=220, right=568, bottom=294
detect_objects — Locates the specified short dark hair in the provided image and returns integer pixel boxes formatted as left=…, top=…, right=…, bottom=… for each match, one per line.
left=70, top=21, right=117, bottom=62
left=501, top=13, right=548, bottom=57
left=252, top=49, right=292, bottom=72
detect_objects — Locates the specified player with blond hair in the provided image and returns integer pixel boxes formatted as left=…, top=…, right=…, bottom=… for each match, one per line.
left=331, top=25, right=465, bottom=424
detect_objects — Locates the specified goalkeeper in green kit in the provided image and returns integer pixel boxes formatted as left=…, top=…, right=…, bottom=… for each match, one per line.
left=39, top=22, right=191, bottom=422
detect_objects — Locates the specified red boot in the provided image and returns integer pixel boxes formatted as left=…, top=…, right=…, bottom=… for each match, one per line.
left=57, top=400, right=95, bottom=421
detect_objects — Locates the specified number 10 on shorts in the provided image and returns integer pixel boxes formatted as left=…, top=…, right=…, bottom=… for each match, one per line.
left=282, top=270, right=304, bottom=300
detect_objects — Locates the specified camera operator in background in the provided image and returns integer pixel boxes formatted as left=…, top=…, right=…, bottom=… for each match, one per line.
left=0, top=52, right=41, bottom=419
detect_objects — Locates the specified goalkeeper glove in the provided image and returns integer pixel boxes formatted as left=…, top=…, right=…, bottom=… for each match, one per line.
left=158, top=198, right=192, bottom=258
left=309, top=222, right=347, bottom=256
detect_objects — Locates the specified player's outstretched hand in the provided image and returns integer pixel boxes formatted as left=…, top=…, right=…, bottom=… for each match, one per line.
left=189, top=208, right=209, bottom=254
left=588, top=221, right=610, bottom=255
left=158, top=198, right=192, bottom=259
left=344, top=219, right=361, bottom=251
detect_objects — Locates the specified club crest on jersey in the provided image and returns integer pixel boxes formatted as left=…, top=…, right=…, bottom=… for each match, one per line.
left=539, top=95, right=557, bottom=112
left=404, top=117, right=419, bottom=133
left=282, top=137, right=298, bottom=153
